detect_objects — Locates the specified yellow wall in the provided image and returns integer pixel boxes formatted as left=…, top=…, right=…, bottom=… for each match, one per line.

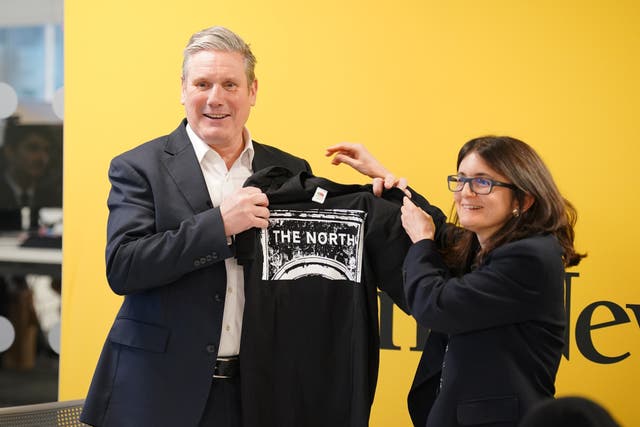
left=62, top=1, right=640, bottom=425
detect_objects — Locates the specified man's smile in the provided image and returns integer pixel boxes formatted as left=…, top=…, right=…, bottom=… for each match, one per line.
left=204, top=113, right=230, bottom=119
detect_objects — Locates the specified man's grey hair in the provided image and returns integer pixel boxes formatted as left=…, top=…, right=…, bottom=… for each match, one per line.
left=182, top=26, right=257, bottom=85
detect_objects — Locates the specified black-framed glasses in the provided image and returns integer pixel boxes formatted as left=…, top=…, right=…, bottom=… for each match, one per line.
left=447, top=175, right=518, bottom=195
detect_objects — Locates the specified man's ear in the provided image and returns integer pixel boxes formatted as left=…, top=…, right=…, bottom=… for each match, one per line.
left=3, top=144, right=15, bottom=162
left=180, top=77, right=186, bottom=105
left=249, top=78, right=258, bottom=106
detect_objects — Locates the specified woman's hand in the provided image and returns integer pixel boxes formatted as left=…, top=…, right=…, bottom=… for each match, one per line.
left=326, top=142, right=410, bottom=196
left=325, top=142, right=390, bottom=178
left=371, top=176, right=410, bottom=197
left=401, top=197, right=435, bottom=243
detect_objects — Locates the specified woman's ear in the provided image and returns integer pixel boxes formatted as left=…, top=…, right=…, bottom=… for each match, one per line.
left=521, top=193, right=535, bottom=213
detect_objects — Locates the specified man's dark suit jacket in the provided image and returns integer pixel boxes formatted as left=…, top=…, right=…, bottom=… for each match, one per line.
left=80, top=120, right=311, bottom=427
left=404, top=234, right=566, bottom=427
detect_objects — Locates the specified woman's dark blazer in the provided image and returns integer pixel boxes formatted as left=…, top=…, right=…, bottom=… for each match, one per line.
left=404, top=233, right=566, bottom=427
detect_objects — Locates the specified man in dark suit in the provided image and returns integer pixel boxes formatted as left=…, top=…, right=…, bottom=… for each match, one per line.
left=80, top=26, right=311, bottom=427
left=0, top=121, right=62, bottom=231
left=0, top=120, right=62, bottom=371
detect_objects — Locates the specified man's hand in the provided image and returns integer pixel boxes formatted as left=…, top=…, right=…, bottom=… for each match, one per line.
left=220, top=186, right=270, bottom=236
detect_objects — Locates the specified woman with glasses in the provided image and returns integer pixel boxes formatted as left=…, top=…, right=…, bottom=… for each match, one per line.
left=326, top=136, right=584, bottom=427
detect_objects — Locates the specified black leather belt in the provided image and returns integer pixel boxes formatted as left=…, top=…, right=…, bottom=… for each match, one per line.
left=213, top=356, right=239, bottom=379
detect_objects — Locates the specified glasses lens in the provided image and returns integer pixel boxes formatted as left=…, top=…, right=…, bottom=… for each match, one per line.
left=448, top=176, right=463, bottom=192
left=471, top=177, right=492, bottom=194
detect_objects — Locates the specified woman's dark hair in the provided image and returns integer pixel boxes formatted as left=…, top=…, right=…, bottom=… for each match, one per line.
left=519, top=396, right=620, bottom=427
left=444, top=136, right=585, bottom=269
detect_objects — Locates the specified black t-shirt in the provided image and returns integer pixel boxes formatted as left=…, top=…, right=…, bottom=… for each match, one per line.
left=236, top=166, right=444, bottom=427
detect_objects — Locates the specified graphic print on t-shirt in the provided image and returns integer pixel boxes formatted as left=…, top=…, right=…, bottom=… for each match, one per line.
left=261, top=209, right=366, bottom=282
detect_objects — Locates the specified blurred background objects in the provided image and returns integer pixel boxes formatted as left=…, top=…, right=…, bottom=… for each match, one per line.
left=0, top=0, right=63, bottom=406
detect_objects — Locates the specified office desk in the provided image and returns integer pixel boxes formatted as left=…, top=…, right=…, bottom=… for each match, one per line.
left=0, top=234, right=62, bottom=278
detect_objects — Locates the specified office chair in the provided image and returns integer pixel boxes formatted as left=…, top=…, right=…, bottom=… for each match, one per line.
left=0, top=399, right=86, bottom=426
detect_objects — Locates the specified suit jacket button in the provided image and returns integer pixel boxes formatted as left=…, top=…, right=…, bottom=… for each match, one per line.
left=206, top=344, right=216, bottom=353
left=212, top=252, right=218, bottom=260
left=194, top=260, right=200, bottom=267
left=206, top=254, right=212, bottom=262
left=214, top=293, right=223, bottom=302
left=200, top=257, right=206, bottom=264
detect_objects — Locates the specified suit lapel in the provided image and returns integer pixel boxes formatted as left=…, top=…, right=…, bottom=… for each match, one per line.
left=162, top=120, right=211, bottom=214
left=160, top=129, right=301, bottom=213
left=0, top=177, right=19, bottom=209
left=251, top=141, right=277, bottom=172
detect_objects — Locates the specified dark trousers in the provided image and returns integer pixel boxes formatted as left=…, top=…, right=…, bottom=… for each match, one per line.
left=198, top=376, right=242, bottom=427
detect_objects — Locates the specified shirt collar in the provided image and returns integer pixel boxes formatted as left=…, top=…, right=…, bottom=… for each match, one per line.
left=186, top=123, right=255, bottom=168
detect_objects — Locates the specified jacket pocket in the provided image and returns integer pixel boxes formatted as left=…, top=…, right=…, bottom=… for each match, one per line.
left=108, top=317, right=169, bottom=353
left=457, top=395, right=518, bottom=425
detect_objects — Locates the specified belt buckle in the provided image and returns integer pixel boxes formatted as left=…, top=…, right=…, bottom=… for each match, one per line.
left=213, top=356, right=237, bottom=379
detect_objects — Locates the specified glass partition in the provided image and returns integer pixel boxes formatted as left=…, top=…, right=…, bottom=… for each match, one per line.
left=0, top=16, right=64, bottom=406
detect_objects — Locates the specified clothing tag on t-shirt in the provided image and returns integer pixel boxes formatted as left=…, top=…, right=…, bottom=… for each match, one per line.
left=312, top=187, right=328, bottom=204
